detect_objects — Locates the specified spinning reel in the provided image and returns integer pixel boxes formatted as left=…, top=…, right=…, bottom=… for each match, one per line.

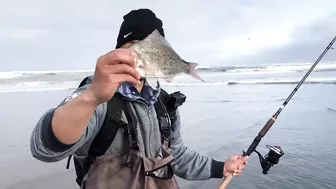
left=253, top=144, right=284, bottom=174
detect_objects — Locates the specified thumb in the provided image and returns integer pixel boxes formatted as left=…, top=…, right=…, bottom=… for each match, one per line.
left=231, top=155, right=241, bottom=160
left=241, top=156, right=249, bottom=164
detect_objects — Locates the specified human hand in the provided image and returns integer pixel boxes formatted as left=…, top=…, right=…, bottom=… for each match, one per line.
left=223, top=155, right=249, bottom=177
left=85, top=48, right=141, bottom=105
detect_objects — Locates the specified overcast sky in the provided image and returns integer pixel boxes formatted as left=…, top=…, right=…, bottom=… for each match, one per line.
left=1, top=0, right=336, bottom=71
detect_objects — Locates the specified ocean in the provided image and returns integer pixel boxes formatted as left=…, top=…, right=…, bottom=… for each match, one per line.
left=0, top=62, right=336, bottom=189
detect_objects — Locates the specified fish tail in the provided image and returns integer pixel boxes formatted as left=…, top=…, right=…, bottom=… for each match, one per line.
left=188, top=62, right=205, bottom=82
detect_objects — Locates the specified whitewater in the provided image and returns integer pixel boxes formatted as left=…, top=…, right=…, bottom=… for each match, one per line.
left=0, top=62, right=335, bottom=93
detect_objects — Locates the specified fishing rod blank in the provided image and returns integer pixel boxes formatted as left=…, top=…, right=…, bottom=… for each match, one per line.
left=218, top=35, right=336, bottom=189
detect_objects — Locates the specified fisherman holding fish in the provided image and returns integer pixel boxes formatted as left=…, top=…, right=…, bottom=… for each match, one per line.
left=30, top=9, right=248, bottom=189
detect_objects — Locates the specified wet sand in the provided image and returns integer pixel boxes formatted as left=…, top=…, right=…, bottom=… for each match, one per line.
left=1, top=83, right=336, bottom=189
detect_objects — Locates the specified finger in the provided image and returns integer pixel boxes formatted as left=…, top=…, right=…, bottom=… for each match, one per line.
left=238, top=165, right=245, bottom=170
left=234, top=169, right=242, bottom=174
left=122, top=40, right=139, bottom=48
left=231, top=155, right=241, bottom=160
left=112, top=73, right=141, bottom=86
left=103, top=49, right=138, bottom=68
left=233, top=172, right=240, bottom=177
left=239, top=156, right=248, bottom=164
left=108, top=64, right=141, bottom=80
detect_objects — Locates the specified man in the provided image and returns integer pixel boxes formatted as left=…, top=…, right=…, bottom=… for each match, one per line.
left=30, top=8, right=248, bottom=189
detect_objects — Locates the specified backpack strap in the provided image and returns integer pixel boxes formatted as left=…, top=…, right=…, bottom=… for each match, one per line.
left=75, top=75, right=131, bottom=157
left=89, top=93, right=127, bottom=157
left=154, top=89, right=187, bottom=147
left=154, top=89, right=173, bottom=147
left=122, top=100, right=140, bottom=151
left=68, top=93, right=129, bottom=186
left=78, top=76, right=91, bottom=88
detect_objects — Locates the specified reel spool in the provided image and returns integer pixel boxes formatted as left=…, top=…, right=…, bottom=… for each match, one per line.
left=254, top=145, right=284, bottom=174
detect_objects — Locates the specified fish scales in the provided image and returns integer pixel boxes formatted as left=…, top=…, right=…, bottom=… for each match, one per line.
left=128, top=29, right=205, bottom=82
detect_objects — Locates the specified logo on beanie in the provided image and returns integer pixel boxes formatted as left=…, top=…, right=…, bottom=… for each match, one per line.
left=124, top=32, right=132, bottom=38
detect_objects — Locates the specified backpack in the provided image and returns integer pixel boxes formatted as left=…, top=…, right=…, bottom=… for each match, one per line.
left=65, top=76, right=186, bottom=186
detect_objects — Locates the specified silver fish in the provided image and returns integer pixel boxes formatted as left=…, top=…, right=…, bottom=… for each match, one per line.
left=128, top=29, right=205, bottom=82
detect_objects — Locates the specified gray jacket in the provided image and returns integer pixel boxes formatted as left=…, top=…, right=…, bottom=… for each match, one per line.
left=30, top=76, right=224, bottom=181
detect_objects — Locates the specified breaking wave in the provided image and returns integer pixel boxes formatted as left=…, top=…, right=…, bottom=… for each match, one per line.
left=0, top=63, right=335, bottom=93
left=162, top=77, right=336, bottom=86
left=0, top=70, right=93, bottom=79
left=196, top=62, right=336, bottom=74
left=0, top=81, right=79, bottom=93
left=1, top=62, right=336, bottom=80
left=227, top=78, right=336, bottom=85
left=0, top=77, right=334, bottom=93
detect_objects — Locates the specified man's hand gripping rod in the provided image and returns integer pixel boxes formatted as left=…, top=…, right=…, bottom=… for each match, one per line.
left=218, top=35, right=336, bottom=189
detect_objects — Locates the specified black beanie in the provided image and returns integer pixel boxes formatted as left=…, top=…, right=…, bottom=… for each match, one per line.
left=115, top=8, right=165, bottom=48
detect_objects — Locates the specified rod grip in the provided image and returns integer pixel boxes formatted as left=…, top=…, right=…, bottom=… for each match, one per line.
left=217, top=174, right=233, bottom=189
left=259, top=116, right=276, bottom=136
left=217, top=116, right=276, bottom=189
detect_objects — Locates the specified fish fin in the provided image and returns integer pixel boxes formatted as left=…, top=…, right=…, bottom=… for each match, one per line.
left=145, top=29, right=174, bottom=49
left=188, top=62, right=205, bottom=82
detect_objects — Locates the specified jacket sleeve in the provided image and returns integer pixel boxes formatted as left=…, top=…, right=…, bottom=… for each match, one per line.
left=170, top=109, right=225, bottom=180
left=30, top=85, right=107, bottom=163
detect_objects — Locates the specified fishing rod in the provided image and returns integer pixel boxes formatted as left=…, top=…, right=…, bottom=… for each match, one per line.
left=218, top=35, right=336, bottom=189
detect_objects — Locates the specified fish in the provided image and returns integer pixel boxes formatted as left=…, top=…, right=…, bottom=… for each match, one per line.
left=128, top=29, right=205, bottom=83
